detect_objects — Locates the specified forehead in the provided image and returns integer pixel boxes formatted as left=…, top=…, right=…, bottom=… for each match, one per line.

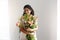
left=24, top=8, right=31, bottom=10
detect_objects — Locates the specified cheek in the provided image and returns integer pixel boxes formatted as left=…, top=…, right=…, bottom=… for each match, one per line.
left=28, top=11, right=31, bottom=13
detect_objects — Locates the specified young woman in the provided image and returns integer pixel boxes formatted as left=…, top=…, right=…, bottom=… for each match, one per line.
left=16, top=5, right=38, bottom=40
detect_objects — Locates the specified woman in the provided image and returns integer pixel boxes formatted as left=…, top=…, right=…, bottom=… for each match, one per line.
left=16, top=4, right=38, bottom=40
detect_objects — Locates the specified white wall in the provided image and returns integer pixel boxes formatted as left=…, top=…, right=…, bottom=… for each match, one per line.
left=9, top=0, right=57, bottom=40
left=0, top=0, right=10, bottom=40
left=57, top=0, right=60, bottom=40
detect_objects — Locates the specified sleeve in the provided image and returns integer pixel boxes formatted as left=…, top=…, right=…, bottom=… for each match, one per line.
left=34, top=16, right=38, bottom=28
left=18, top=16, right=24, bottom=28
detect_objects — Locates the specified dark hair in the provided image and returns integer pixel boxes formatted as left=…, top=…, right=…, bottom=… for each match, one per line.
left=23, top=4, right=34, bottom=16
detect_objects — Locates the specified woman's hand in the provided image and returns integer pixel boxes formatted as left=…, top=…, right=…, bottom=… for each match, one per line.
left=20, top=27, right=36, bottom=35
left=20, top=27, right=31, bottom=34
left=16, top=22, right=20, bottom=27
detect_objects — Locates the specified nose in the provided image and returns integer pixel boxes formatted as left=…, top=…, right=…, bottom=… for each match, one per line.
left=25, top=10, right=29, bottom=13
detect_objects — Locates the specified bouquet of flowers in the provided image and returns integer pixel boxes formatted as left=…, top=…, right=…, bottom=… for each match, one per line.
left=16, top=13, right=38, bottom=40
left=23, top=14, right=37, bottom=29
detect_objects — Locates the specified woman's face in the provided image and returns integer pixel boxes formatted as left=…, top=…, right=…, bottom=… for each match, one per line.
left=24, top=8, right=31, bottom=14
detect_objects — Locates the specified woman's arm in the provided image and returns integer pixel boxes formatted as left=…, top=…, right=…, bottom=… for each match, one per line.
left=20, top=27, right=31, bottom=34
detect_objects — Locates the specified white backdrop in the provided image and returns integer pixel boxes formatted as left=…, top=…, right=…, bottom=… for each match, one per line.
left=9, top=0, right=57, bottom=40
left=0, top=0, right=10, bottom=40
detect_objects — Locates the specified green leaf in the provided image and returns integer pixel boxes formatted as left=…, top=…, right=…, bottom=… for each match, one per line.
left=30, top=24, right=36, bottom=29
left=26, top=34, right=35, bottom=40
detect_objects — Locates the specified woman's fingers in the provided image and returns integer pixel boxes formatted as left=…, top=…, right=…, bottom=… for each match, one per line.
left=20, top=27, right=29, bottom=34
left=16, top=22, right=20, bottom=26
